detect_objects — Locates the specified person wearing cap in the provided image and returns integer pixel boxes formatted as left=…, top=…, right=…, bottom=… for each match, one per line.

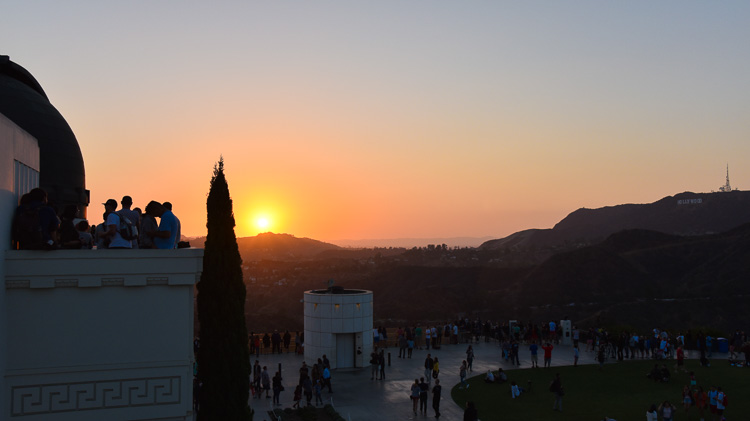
left=102, top=199, right=132, bottom=249
left=119, top=196, right=141, bottom=248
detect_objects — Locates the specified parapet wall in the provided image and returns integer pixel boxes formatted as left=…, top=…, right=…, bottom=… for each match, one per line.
left=3, top=248, right=202, bottom=421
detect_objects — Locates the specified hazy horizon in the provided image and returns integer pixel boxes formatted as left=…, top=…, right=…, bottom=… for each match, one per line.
left=188, top=183, right=737, bottom=248
left=187, top=231, right=497, bottom=248
left=4, top=2, right=748, bottom=241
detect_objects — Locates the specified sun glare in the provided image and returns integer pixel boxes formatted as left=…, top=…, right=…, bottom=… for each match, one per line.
left=256, top=217, right=271, bottom=231
left=244, top=205, right=284, bottom=237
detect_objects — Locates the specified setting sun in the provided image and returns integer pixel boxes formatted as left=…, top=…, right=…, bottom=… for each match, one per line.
left=256, top=217, right=270, bottom=230
left=240, top=201, right=287, bottom=237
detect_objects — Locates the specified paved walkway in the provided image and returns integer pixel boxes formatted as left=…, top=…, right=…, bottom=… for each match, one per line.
left=249, top=340, right=599, bottom=420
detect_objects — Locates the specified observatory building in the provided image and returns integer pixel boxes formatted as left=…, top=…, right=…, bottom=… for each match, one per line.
left=303, top=287, right=373, bottom=369
left=0, top=55, right=88, bottom=216
left=1, top=56, right=201, bottom=420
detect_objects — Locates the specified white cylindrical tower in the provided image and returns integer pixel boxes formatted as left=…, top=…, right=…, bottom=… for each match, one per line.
left=560, top=320, right=572, bottom=346
left=303, top=288, right=373, bottom=369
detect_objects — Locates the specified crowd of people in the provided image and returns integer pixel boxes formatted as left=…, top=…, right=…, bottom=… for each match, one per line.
left=644, top=381, right=729, bottom=421
left=201, top=316, right=745, bottom=419
left=380, top=324, right=566, bottom=419
left=12, top=189, right=183, bottom=250
left=374, top=318, right=597, bottom=352
left=389, top=318, right=749, bottom=368
left=249, top=330, right=300, bottom=356
left=250, top=354, right=335, bottom=408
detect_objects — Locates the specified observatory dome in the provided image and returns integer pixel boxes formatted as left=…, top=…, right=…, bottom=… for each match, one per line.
left=0, top=55, right=88, bottom=213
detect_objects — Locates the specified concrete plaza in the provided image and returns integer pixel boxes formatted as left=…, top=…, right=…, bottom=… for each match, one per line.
left=248, top=340, right=598, bottom=420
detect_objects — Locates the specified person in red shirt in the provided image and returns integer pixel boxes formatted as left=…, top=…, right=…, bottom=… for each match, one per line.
left=542, top=343, right=554, bottom=368
left=675, top=346, right=687, bottom=372
left=693, top=386, right=707, bottom=421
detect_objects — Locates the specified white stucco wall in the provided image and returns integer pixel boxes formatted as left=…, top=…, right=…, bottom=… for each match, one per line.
left=4, top=249, right=202, bottom=421
left=303, top=290, right=373, bottom=369
left=1, top=100, right=201, bottom=421
left=0, top=113, right=40, bottom=421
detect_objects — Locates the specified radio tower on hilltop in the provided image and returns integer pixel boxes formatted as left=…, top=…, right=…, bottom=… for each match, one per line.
left=718, top=164, right=734, bottom=192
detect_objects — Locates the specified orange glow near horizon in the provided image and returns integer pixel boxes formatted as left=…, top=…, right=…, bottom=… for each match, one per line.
left=7, top=3, right=748, bottom=245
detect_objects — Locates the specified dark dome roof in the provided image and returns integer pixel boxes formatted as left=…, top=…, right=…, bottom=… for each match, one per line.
left=0, top=55, right=88, bottom=214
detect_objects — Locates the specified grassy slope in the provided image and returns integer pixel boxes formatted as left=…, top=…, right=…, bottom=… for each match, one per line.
left=452, top=359, right=745, bottom=420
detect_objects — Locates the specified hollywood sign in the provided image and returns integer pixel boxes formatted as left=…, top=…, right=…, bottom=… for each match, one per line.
left=677, top=198, right=703, bottom=205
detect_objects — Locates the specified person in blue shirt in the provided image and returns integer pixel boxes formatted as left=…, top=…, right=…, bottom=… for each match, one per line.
left=145, top=201, right=178, bottom=249
left=529, top=341, right=539, bottom=368
left=322, top=366, right=332, bottom=393
left=162, top=201, right=181, bottom=248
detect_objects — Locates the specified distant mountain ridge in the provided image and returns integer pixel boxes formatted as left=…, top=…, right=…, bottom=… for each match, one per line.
left=185, top=190, right=750, bottom=265
left=358, top=222, right=750, bottom=332
left=186, top=233, right=493, bottom=261
left=188, top=232, right=341, bottom=261
left=480, top=190, right=750, bottom=254
left=512, top=222, right=750, bottom=329
left=230, top=191, right=750, bottom=333
left=331, top=236, right=495, bottom=248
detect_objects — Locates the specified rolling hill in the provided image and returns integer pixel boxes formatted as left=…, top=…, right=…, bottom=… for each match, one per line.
left=351, top=223, right=750, bottom=332
left=478, top=190, right=750, bottom=265
left=187, top=232, right=342, bottom=261
left=190, top=190, right=750, bottom=334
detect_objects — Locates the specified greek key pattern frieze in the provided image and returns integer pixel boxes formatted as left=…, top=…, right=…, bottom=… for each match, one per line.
left=54, top=279, right=78, bottom=288
left=5, top=280, right=30, bottom=289
left=101, top=277, right=125, bottom=286
left=146, top=277, right=169, bottom=285
left=11, top=376, right=181, bottom=416
left=5, top=277, right=177, bottom=289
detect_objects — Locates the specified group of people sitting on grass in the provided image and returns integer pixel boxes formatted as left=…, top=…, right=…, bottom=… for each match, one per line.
left=483, top=368, right=508, bottom=384
left=483, top=367, right=535, bottom=400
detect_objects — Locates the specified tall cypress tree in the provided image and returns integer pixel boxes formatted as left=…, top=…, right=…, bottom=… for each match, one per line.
left=197, top=158, right=251, bottom=420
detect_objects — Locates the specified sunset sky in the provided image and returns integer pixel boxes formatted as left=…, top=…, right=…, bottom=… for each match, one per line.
left=3, top=2, right=749, bottom=244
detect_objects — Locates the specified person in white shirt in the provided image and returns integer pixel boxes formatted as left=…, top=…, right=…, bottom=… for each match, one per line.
left=510, top=381, right=522, bottom=399
left=102, top=199, right=131, bottom=249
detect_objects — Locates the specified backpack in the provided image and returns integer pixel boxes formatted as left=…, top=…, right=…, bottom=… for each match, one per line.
left=549, top=379, right=560, bottom=393
left=13, top=204, right=43, bottom=249
left=115, top=212, right=139, bottom=241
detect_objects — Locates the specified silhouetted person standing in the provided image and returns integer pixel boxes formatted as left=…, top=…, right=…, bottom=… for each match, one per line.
left=551, top=373, right=563, bottom=411
left=464, top=401, right=478, bottom=421
left=432, top=379, right=442, bottom=418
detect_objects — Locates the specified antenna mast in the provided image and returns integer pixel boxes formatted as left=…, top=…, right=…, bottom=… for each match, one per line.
left=719, top=164, right=733, bottom=192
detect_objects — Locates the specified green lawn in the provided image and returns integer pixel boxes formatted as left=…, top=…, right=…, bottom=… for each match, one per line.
left=451, top=359, right=746, bottom=420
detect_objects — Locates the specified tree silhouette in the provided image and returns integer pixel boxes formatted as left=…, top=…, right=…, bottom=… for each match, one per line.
left=197, top=158, right=252, bottom=420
